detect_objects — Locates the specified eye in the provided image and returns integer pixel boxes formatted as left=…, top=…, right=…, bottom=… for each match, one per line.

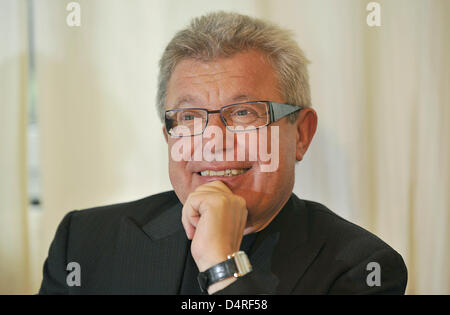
left=231, top=107, right=257, bottom=117
left=181, top=114, right=195, bottom=121
left=178, top=111, right=201, bottom=122
left=236, top=109, right=250, bottom=116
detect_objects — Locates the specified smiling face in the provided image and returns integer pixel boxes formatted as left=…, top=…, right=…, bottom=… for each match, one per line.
left=164, top=50, right=307, bottom=232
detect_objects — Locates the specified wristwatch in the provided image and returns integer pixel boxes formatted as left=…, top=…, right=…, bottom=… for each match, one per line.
left=197, top=251, right=253, bottom=293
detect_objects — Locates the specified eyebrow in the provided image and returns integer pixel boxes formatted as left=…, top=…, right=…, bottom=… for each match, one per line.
left=231, top=94, right=252, bottom=103
left=172, top=95, right=199, bottom=108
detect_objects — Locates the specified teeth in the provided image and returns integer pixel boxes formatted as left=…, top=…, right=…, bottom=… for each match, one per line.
left=200, top=169, right=248, bottom=177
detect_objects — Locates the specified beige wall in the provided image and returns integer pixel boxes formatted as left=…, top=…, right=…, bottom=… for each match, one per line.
left=0, top=0, right=30, bottom=294
left=1, top=0, right=448, bottom=294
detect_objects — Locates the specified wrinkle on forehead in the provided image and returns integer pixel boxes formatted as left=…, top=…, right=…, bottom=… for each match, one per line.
left=175, top=50, right=269, bottom=79
left=166, top=50, right=283, bottom=109
left=182, top=70, right=229, bottom=79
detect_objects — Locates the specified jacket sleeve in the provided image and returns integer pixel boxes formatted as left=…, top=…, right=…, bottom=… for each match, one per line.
left=214, top=247, right=408, bottom=295
left=327, top=246, right=408, bottom=295
left=38, top=210, right=77, bottom=295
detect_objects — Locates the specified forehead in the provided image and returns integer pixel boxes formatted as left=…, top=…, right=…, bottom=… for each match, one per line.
left=166, top=50, right=282, bottom=109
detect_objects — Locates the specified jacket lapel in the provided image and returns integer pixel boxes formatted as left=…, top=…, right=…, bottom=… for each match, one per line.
left=249, top=194, right=325, bottom=294
left=112, top=202, right=188, bottom=294
left=110, top=193, right=323, bottom=294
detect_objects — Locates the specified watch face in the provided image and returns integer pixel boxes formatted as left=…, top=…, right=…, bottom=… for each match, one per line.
left=234, top=251, right=252, bottom=276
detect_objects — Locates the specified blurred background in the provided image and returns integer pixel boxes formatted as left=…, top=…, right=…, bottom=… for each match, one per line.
left=1, top=0, right=449, bottom=294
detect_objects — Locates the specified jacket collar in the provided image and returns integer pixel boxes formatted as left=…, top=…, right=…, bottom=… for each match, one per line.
left=141, top=201, right=184, bottom=240
left=248, top=194, right=325, bottom=294
left=113, top=198, right=188, bottom=294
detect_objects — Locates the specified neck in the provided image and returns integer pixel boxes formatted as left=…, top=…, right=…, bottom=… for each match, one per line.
left=243, top=192, right=292, bottom=235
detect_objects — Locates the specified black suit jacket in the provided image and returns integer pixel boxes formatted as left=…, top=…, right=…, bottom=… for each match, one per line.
left=39, top=191, right=407, bottom=294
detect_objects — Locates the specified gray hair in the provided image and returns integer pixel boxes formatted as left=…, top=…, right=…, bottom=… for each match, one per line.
left=157, top=11, right=311, bottom=122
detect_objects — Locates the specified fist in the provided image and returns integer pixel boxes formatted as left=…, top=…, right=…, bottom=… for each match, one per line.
left=181, top=180, right=248, bottom=272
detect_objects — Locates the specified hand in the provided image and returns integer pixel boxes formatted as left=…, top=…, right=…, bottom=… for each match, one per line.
left=181, top=180, right=248, bottom=273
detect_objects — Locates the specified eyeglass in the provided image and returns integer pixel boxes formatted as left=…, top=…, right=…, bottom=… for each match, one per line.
left=165, top=101, right=304, bottom=137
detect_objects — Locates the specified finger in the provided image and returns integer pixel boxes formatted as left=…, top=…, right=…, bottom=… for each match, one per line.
left=181, top=212, right=195, bottom=240
left=182, top=195, right=202, bottom=239
left=181, top=203, right=195, bottom=240
left=185, top=192, right=212, bottom=219
left=194, top=180, right=232, bottom=194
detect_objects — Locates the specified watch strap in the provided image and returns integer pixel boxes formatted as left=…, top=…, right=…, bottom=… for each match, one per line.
left=197, top=251, right=252, bottom=293
left=197, top=259, right=237, bottom=293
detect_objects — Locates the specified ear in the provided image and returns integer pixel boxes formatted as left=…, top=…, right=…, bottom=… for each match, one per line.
left=162, top=125, right=168, bottom=143
left=295, top=108, right=318, bottom=162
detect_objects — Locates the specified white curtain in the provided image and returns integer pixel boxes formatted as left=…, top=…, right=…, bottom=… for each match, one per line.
left=284, top=0, right=450, bottom=294
left=0, top=0, right=31, bottom=294
left=1, top=0, right=448, bottom=294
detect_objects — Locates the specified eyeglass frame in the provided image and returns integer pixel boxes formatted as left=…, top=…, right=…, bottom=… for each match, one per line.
left=164, top=101, right=305, bottom=137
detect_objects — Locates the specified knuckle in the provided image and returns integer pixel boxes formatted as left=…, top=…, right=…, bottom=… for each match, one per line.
left=217, top=194, right=229, bottom=205
left=235, top=195, right=247, bottom=207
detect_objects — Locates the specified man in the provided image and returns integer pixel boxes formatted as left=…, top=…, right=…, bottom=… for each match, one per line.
left=39, top=12, right=407, bottom=294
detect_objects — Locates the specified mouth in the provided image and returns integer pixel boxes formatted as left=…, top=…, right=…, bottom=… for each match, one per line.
left=197, top=168, right=251, bottom=177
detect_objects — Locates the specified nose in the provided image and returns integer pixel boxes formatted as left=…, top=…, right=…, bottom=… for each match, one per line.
left=202, top=111, right=235, bottom=157
left=206, top=111, right=226, bottom=130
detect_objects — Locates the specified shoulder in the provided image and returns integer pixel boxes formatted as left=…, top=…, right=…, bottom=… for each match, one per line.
left=63, top=190, right=179, bottom=232
left=300, top=197, right=394, bottom=254
left=39, top=191, right=181, bottom=294
left=296, top=196, right=407, bottom=273
left=296, top=197, right=407, bottom=293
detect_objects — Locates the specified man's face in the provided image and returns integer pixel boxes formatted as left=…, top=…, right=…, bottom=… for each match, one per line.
left=164, top=50, right=302, bottom=231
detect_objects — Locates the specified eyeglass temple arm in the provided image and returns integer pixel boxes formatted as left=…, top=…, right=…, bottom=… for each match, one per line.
left=269, top=102, right=304, bottom=123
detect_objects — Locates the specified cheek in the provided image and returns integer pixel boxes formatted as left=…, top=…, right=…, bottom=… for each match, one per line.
left=168, top=164, right=190, bottom=204
left=258, top=128, right=297, bottom=192
left=257, top=124, right=296, bottom=172
left=167, top=140, right=192, bottom=202
left=280, top=137, right=297, bottom=167
left=277, top=124, right=297, bottom=157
